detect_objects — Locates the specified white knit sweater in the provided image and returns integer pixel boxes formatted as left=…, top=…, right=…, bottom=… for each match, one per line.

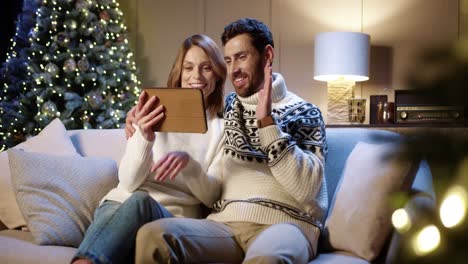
left=102, top=114, right=224, bottom=218
left=208, top=73, right=328, bottom=240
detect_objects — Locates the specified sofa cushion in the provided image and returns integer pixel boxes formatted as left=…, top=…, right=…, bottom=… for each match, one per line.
left=8, top=149, right=118, bottom=247
left=68, top=128, right=127, bottom=166
left=0, top=230, right=76, bottom=264
left=310, top=251, right=369, bottom=264
left=0, top=118, right=80, bottom=229
left=324, top=128, right=402, bottom=207
left=321, top=142, right=417, bottom=261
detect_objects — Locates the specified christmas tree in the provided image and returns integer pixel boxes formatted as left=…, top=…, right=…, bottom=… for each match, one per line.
left=0, top=0, right=140, bottom=151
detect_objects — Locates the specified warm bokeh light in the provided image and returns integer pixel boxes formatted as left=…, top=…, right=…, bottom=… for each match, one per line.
left=392, top=208, right=411, bottom=233
left=412, top=225, right=440, bottom=256
left=440, top=185, right=467, bottom=228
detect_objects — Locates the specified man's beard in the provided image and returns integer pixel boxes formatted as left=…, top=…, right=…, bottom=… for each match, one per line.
left=235, top=63, right=265, bottom=97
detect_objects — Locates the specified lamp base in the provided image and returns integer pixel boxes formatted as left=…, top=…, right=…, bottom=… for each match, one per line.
left=327, top=80, right=354, bottom=124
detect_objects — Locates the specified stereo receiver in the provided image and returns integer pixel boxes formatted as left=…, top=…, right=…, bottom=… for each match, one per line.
left=395, top=90, right=465, bottom=124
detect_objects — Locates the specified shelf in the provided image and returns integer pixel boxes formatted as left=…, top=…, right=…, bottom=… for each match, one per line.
left=326, top=123, right=468, bottom=137
left=326, top=123, right=467, bottom=128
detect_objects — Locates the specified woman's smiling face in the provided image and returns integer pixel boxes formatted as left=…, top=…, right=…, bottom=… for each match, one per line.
left=181, top=46, right=217, bottom=102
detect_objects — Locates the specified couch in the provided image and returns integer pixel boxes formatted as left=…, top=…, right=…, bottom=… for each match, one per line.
left=0, top=123, right=434, bottom=264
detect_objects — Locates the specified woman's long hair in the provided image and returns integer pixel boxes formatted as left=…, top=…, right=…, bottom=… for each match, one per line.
left=167, top=34, right=226, bottom=116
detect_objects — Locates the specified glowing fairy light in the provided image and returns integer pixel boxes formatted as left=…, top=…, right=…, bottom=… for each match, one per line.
left=412, top=225, right=440, bottom=256
left=392, top=208, right=411, bottom=233
left=440, top=185, right=467, bottom=228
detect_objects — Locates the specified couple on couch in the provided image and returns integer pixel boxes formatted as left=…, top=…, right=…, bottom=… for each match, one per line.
left=72, top=18, right=328, bottom=264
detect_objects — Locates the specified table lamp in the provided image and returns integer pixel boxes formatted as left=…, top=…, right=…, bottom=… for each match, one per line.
left=314, top=31, right=370, bottom=124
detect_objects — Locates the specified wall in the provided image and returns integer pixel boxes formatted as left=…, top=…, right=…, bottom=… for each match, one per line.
left=118, top=0, right=460, bottom=124
left=463, top=0, right=468, bottom=37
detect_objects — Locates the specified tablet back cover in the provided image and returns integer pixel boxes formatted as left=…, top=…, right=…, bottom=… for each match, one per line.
left=143, top=88, right=207, bottom=133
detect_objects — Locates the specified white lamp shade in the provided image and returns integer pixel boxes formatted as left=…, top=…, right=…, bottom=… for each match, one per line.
left=314, top=32, right=370, bottom=82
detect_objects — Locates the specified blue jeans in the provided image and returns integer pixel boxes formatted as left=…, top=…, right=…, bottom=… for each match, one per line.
left=72, top=191, right=173, bottom=264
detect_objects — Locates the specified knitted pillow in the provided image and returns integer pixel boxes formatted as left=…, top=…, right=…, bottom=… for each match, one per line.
left=8, top=149, right=118, bottom=247
left=0, top=118, right=80, bottom=229
left=321, top=142, right=417, bottom=261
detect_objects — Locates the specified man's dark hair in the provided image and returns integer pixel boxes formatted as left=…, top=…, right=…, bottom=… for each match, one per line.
left=221, top=18, right=274, bottom=55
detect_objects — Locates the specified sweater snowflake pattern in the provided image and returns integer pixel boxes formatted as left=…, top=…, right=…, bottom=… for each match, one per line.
left=208, top=73, right=328, bottom=238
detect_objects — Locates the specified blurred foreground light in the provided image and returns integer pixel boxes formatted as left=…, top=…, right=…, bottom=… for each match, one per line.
left=412, top=225, right=440, bottom=256
left=440, top=185, right=467, bottom=228
left=392, top=208, right=411, bottom=233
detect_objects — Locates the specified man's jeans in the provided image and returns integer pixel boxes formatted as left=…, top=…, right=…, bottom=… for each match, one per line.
left=72, top=191, right=172, bottom=264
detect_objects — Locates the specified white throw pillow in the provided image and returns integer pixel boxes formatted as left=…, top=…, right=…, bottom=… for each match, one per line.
left=321, top=142, right=417, bottom=261
left=0, top=118, right=80, bottom=229
left=8, top=149, right=118, bottom=247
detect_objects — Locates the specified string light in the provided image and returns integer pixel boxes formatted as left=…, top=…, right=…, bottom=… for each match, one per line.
left=440, top=185, right=467, bottom=228
left=392, top=208, right=412, bottom=233
left=411, top=225, right=440, bottom=256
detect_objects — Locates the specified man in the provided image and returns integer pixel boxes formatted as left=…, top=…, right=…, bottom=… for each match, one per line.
left=136, top=18, right=328, bottom=263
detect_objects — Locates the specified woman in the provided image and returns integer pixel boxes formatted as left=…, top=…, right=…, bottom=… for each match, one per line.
left=72, top=34, right=226, bottom=264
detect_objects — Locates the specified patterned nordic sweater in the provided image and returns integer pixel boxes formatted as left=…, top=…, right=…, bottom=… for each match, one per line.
left=207, top=73, right=328, bottom=239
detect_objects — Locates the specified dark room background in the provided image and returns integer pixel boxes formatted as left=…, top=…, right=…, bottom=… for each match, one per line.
left=0, top=0, right=23, bottom=65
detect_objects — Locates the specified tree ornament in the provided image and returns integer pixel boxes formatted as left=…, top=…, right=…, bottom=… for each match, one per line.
left=116, top=109, right=126, bottom=118
left=56, top=32, right=71, bottom=47
left=64, top=19, right=78, bottom=30
left=12, top=98, right=20, bottom=107
left=106, top=107, right=116, bottom=117
left=119, top=93, right=128, bottom=100
left=75, top=0, right=89, bottom=10
left=96, top=66, right=104, bottom=74
left=41, top=101, right=58, bottom=116
left=42, top=54, right=51, bottom=61
left=94, top=23, right=104, bottom=35
left=28, top=28, right=37, bottom=39
left=75, top=75, right=84, bottom=84
left=86, top=27, right=94, bottom=35
left=105, top=93, right=114, bottom=101
left=77, top=57, right=90, bottom=72
left=50, top=42, right=59, bottom=53
left=117, top=35, right=125, bottom=42
left=84, top=40, right=93, bottom=48
left=87, top=91, right=103, bottom=109
left=63, top=58, right=76, bottom=73
left=99, top=10, right=110, bottom=21
left=105, top=40, right=112, bottom=48
left=44, top=62, right=59, bottom=76
left=37, top=6, right=49, bottom=16
left=79, top=43, right=87, bottom=53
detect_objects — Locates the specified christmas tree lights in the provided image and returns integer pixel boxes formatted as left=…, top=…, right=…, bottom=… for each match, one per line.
left=0, top=0, right=140, bottom=151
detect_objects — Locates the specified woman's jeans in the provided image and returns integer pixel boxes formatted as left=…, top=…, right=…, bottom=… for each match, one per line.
left=72, top=191, right=173, bottom=264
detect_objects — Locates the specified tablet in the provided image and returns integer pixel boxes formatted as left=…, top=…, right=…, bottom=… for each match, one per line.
left=142, top=88, right=207, bottom=133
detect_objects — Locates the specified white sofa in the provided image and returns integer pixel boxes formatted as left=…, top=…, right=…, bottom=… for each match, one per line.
left=0, top=126, right=434, bottom=264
